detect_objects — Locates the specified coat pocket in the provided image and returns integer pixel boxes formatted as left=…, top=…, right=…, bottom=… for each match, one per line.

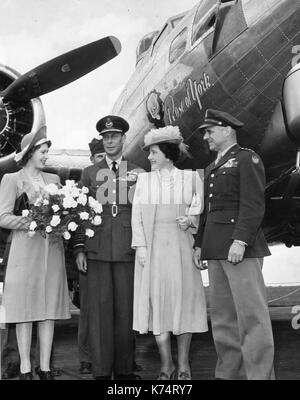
left=121, top=219, right=135, bottom=255
left=211, top=210, right=238, bottom=224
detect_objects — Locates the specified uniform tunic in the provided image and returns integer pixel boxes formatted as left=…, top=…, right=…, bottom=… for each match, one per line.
left=194, top=144, right=274, bottom=380
left=0, top=170, right=70, bottom=323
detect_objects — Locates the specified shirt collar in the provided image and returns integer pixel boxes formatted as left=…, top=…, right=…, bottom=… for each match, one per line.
left=105, top=155, right=122, bottom=168
left=219, top=143, right=237, bottom=158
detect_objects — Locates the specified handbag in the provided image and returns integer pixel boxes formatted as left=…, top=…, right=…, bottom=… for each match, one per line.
left=13, top=192, right=30, bottom=216
left=0, top=192, right=30, bottom=247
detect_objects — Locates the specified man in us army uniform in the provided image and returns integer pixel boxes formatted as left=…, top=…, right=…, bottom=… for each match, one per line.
left=74, top=115, right=143, bottom=380
left=193, top=109, right=274, bottom=380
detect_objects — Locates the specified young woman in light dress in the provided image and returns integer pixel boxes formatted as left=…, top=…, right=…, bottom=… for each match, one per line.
left=0, top=127, right=70, bottom=380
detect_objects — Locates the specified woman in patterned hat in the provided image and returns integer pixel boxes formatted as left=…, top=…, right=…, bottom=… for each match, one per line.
left=0, top=126, right=70, bottom=380
left=131, top=125, right=208, bottom=380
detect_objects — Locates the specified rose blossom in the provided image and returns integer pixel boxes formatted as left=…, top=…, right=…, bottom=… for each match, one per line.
left=63, top=231, right=71, bottom=240
left=92, top=216, right=102, bottom=226
left=50, top=215, right=61, bottom=227
left=85, top=229, right=95, bottom=238
left=68, top=222, right=78, bottom=232
left=29, top=221, right=37, bottom=231
left=52, top=204, right=60, bottom=212
left=79, top=212, right=89, bottom=221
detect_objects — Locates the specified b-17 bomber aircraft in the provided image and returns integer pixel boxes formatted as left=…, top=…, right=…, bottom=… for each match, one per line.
left=0, top=0, right=300, bottom=248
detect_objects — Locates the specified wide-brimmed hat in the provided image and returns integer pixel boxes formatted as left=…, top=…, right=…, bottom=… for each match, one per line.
left=143, top=125, right=183, bottom=151
left=15, top=126, right=51, bottom=162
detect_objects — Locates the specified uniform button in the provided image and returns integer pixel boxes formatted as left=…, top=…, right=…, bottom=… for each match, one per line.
left=209, top=194, right=213, bottom=198
left=223, top=171, right=226, bottom=174
left=112, top=190, right=116, bottom=194
left=210, top=183, right=214, bottom=188
left=211, top=174, right=215, bottom=178
left=231, top=219, right=235, bottom=222
left=113, top=179, right=116, bottom=182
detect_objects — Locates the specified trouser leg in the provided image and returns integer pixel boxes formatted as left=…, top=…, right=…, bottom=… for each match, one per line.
left=87, top=261, right=113, bottom=377
left=112, top=262, right=134, bottom=375
left=208, top=260, right=246, bottom=380
left=1, top=324, right=20, bottom=367
left=78, top=271, right=90, bottom=363
left=222, top=258, right=274, bottom=380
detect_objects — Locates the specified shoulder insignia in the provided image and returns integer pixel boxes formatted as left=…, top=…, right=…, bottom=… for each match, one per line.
left=251, top=154, right=260, bottom=164
left=240, top=147, right=255, bottom=153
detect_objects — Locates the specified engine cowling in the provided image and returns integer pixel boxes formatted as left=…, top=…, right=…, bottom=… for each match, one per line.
left=0, top=64, right=45, bottom=177
left=260, top=63, right=300, bottom=181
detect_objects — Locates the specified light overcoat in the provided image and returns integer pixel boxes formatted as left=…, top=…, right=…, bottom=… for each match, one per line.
left=131, top=168, right=204, bottom=333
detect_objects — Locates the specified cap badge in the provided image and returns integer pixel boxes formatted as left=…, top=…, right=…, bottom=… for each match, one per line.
left=252, top=154, right=259, bottom=164
left=105, top=118, right=113, bottom=129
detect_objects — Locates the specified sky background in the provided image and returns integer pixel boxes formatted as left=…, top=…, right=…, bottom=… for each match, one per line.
left=0, top=0, right=198, bottom=150
left=1, top=0, right=300, bottom=284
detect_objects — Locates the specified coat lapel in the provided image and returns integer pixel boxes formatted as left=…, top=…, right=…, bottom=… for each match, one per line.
left=210, top=144, right=240, bottom=172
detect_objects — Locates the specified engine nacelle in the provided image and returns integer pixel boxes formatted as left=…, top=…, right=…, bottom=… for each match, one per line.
left=260, top=63, right=300, bottom=181
left=0, top=64, right=45, bottom=178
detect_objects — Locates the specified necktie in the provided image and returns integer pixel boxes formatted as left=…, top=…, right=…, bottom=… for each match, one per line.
left=112, top=161, right=118, bottom=174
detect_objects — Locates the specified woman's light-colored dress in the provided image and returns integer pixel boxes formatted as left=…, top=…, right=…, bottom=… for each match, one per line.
left=0, top=169, right=70, bottom=323
left=132, top=167, right=208, bottom=335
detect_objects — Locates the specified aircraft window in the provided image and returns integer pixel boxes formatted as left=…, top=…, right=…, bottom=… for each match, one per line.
left=136, top=31, right=159, bottom=65
left=192, top=0, right=217, bottom=45
left=169, top=28, right=187, bottom=64
left=170, top=14, right=185, bottom=28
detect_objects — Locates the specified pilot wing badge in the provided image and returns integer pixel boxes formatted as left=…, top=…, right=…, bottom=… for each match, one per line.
left=221, top=158, right=238, bottom=168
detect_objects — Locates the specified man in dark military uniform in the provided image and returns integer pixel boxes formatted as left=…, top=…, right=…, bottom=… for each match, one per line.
left=74, top=115, right=143, bottom=380
left=76, top=138, right=105, bottom=375
left=193, top=109, right=274, bottom=380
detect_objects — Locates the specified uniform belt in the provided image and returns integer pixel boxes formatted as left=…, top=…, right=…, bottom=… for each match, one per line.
left=102, top=204, right=131, bottom=217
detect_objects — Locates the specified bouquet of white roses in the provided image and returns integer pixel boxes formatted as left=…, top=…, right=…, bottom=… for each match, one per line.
left=23, top=180, right=102, bottom=240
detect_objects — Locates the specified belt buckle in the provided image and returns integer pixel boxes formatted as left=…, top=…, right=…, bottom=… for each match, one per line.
left=112, top=203, right=118, bottom=217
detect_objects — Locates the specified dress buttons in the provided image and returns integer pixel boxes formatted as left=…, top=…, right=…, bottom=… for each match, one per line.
left=112, top=190, right=116, bottom=194
left=209, top=183, right=214, bottom=188
left=231, top=219, right=235, bottom=223
left=209, top=194, right=213, bottom=198
left=211, top=174, right=215, bottom=178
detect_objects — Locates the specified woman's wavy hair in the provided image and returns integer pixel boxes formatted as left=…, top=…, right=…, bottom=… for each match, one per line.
left=158, top=142, right=181, bottom=163
left=16, top=143, right=46, bottom=168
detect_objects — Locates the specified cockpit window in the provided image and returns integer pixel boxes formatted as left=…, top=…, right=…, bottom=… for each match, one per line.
left=136, top=31, right=159, bottom=65
left=169, top=28, right=187, bottom=64
left=192, top=0, right=217, bottom=45
left=170, top=13, right=186, bottom=29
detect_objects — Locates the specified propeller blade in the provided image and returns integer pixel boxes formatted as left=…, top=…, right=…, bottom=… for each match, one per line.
left=1, top=36, right=121, bottom=102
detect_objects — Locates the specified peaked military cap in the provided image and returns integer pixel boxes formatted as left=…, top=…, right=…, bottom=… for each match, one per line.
left=88, top=138, right=104, bottom=155
left=96, top=115, right=129, bottom=136
left=199, top=109, right=244, bottom=130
